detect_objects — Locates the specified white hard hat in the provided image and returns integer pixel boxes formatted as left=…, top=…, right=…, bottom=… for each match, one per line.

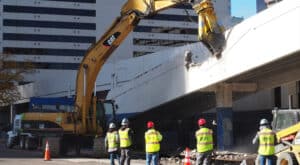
left=260, top=118, right=269, bottom=126
left=121, top=118, right=129, bottom=126
left=109, top=122, right=116, bottom=129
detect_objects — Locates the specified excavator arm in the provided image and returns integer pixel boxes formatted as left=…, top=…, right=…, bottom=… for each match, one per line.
left=75, top=12, right=140, bottom=134
left=75, top=0, right=225, bottom=134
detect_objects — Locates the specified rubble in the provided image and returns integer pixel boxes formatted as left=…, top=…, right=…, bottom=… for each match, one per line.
left=178, top=149, right=257, bottom=165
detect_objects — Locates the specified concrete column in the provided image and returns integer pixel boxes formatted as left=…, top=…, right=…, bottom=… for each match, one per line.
left=10, top=104, right=15, bottom=126
left=215, top=84, right=233, bottom=150
left=298, top=81, right=300, bottom=108
left=285, top=82, right=298, bottom=108
left=205, top=83, right=256, bottom=150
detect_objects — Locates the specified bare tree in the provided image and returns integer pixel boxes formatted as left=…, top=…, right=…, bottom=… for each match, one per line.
left=0, top=53, right=34, bottom=105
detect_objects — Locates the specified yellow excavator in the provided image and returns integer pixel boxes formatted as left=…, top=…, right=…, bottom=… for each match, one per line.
left=272, top=108, right=300, bottom=165
left=252, top=108, right=300, bottom=165
left=6, top=0, right=225, bottom=157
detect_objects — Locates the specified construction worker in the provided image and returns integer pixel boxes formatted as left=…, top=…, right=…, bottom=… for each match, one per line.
left=252, top=118, right=277, bottom=165
left=195, top=118, right=214, bottom=165
left=145, top=121, right=163, bottom=165
left=119, top=118, right=133, bottom=165
left=105, top=122, right=120, bottom=165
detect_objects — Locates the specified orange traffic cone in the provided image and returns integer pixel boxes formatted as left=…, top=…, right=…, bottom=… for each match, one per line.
left=183, top=147, right=191, bottom=165
left=44, top=140, right=51, bottom=161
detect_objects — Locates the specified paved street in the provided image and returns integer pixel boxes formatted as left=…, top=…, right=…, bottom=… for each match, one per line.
left=0, top=139, right=146, bottom=165
left=0, top=138, right=181, bottom=165
left=0, top=158, right=147, bottom=165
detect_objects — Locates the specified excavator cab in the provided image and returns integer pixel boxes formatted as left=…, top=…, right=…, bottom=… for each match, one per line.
left=96, top=99, right=117, bottom=133
left=272, top=108, right=300, bottom=131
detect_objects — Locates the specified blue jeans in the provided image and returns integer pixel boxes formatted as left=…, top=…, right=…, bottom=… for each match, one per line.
left=196, top=151, right=212, bottom=165
left=146, top=152, right=159, bottom=165
left=109, top=151, right=120, bottom=165
left=120, top=148, right=131, bottom=165
left=259, top=155, right=275, bottom=165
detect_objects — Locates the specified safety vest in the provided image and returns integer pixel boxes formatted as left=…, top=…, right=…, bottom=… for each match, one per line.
left=107, top=131, right=118, bottom=151
left=119, top=128, right=132, bottom=148
left=145, top=129, right=162, bottom=153
left=258, top=128, right=275, bottom=155
left=196, top=127, right=213, bottom=153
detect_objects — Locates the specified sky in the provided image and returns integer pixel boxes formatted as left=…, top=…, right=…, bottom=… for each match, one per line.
left=231, top=0, right=257, bottom=18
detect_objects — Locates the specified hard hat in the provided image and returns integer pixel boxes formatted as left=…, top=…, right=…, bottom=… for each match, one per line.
left=109, top=122, right=116, bottom=129
left=260, top=118, right=269, bottom=126
left=198, top=118, right=206, bottom=126
left=147, top=121, right=154, bottom=128
left=121, top=118, right=129, bottom=126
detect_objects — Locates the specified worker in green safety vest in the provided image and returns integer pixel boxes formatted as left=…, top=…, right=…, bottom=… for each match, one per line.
left=145, top=121, right=163, bottom=165
left=119, top=118, right=134, bottom=165
left=105, top=122, right=120, bottom=165
left=195, top=118, right=214, bottom=165
left=252, top=118, right=277, bottom=165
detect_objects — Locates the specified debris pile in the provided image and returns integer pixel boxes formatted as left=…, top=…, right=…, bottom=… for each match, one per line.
left=178, top=149, right=257, bottom=165
left=213, top=151, right=257, bottom=165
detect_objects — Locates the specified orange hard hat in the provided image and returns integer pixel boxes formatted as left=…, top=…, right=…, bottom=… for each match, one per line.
left=147, top=121, right=154, bottom=128
left=198, top=118, right=206, bottom=126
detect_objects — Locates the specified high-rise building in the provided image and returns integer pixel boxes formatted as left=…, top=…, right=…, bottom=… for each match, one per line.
left=257, top=0, right=267, bottom=12
left=132, top=0, right=232, bottom=57
left=1, top=0, right=97, bottom=70
left=0, top=0, right=233, bottom=96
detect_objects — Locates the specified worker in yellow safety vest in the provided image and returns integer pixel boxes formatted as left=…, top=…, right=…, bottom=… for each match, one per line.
left=105, top=122, right=120, bottom=165
left=119, top=118, right=134, bottom=165
left=145, top=121, right=162, bottom=165
left=252, top=118, right=277, bottom=165
left=195, top=118, right=214, bottom=165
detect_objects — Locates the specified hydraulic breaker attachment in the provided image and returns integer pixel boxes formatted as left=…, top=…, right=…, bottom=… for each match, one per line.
left=193, top=0, right=225, bottom=58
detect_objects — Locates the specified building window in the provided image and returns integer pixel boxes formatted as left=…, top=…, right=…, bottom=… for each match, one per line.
left=134, top=26, right=197, bottom=35
left=274, top=87, right=281, bottom=108
left=46, top=0, right=96, bottom=3
left=4, top=47, right=87, bottom=56
left=4, top=5, right=96, bottom=16
left=144, top=13, right=197, bottom=22
left=133, top=38, right=196, bottom=47
left=3, top=33, right=96, bottom=43
left=4, top=61, right=80, bottom=70
left=4, top=19, right=96, bottom=30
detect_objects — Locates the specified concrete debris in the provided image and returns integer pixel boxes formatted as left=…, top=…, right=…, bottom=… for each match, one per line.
left=179, top=149, right=257, bottom=165
left=160, top=157, right=184, bottom=164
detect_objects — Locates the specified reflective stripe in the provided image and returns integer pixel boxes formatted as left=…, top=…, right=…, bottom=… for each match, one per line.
left=197, top=142, right=213, bottom=145
left=196, top=132, right=213, bottom=136
left=259, top=144, right=275, bottom=146
left=259, top=132, right=274, bottom=135
left=147, top=132, right=159, bottom=135
left=147, top=142, right=160, bottom=144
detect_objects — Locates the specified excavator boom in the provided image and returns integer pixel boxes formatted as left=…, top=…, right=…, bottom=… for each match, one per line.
left=75, top=0, right=224, bottom=134
left=75, top=13, right=139, bottom=134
